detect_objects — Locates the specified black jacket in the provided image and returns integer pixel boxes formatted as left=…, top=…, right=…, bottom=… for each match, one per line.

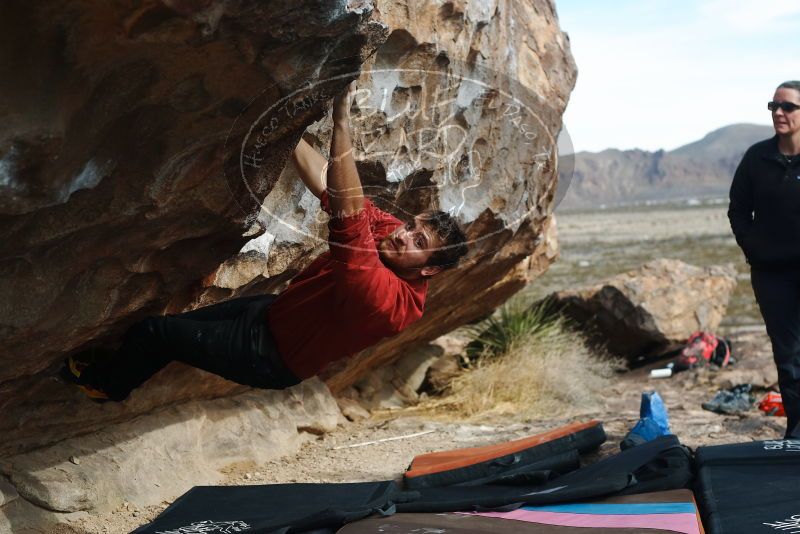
left=728, top=135, right=800, bottom=270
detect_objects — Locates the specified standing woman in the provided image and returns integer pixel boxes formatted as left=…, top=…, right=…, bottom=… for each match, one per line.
left=729, top=81, right=800, bottom=440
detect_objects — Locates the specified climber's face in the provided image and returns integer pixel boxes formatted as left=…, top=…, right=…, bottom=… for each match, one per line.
left=378, top=215, right=444, bottom=280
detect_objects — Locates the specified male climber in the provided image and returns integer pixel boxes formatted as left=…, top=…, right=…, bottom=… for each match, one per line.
left=62, top=82, right=469, bottom=402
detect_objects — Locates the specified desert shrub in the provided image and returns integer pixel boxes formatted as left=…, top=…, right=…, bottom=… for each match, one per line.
left=435, top=299, right=619, bottom=419
left=464, top=298, right=563, bottom=362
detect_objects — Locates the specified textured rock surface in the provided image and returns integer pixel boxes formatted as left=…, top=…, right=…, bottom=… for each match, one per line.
left=423, top=333, right=472, bottom=392
left=336, top=333, right=471, bottom=411
left=0, top=0, right=385, bottom=455
left=0, top=379, right=342, bottom=517
left=336, top=397, right=372, bottom=421
left=548, top=259, right=738, bottom=360
left=207, top=0, right=575, bottom=397
left=0, top=0, right=574, bottom=459
left=0, top=478, right=18, bottom=508
left=351, top=343, right=443, bottom=410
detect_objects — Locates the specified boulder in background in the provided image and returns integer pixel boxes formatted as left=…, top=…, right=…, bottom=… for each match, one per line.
left=548, top=259, right=737, bottom=361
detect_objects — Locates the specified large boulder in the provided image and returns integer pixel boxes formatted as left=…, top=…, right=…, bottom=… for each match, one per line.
left=203, top=0, right=574, bottom=395
left=0, top=0, right=575, bottom=460
left=548, top=259, right=737, bottom=360
left=0, top=0, right=387, bottom=457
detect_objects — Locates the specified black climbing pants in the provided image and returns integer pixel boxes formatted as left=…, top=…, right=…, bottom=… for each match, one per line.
left=81, top=295, right=301, bottom=401
left=751, top=268, right=800, bottom=439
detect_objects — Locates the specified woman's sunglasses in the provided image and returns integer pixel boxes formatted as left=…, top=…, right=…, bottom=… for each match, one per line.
left=768, top=101, right=800, bottom=113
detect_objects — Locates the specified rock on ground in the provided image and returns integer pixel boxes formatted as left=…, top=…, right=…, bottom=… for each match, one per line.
left=0, top=379, right=343, bottom=530
left=351, top=344, right=444, bottom=410
left=548, top=259, right=738, bottom=360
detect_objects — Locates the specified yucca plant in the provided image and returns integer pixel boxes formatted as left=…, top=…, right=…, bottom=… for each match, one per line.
left=465, top=297, right=566, bottom=362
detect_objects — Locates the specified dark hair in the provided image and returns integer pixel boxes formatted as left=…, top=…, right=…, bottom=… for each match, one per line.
left=777, top=81, right=800, bottom=93
left=420, top=210, right=469, bottom=272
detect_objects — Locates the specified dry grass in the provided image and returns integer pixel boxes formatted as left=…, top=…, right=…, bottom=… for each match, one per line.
left=423, top=303, right=620, bottom=420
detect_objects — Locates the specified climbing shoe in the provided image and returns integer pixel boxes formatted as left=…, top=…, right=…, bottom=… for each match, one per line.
left=60, top=354, right=111, bottom=403
left=702, top=384, right=754, bottom=415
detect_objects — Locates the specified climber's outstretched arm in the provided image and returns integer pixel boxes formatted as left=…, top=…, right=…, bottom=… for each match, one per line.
left=327, top=82, right=364, bottom=217
left=291, top=137, right=327, bottom=200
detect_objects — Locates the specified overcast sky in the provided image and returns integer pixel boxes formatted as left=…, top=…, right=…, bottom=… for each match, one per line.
left=555, top=0, right=800, bottom=153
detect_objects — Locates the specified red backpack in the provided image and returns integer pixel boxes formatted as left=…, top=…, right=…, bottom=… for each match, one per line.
left=674, top=331, right=731, bottom=371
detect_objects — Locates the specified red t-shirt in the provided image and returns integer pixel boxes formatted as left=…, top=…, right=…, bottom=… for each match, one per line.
left=266, top=191, right=428, bottom=379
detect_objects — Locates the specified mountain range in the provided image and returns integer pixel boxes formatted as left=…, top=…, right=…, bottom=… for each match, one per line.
left=557, top=123, right=774, bottom=210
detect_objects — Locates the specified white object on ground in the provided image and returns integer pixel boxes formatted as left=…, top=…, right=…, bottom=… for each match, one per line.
left=332, top=430, right=436, bottom=450
left=650, top=368, right=673, bottom=379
